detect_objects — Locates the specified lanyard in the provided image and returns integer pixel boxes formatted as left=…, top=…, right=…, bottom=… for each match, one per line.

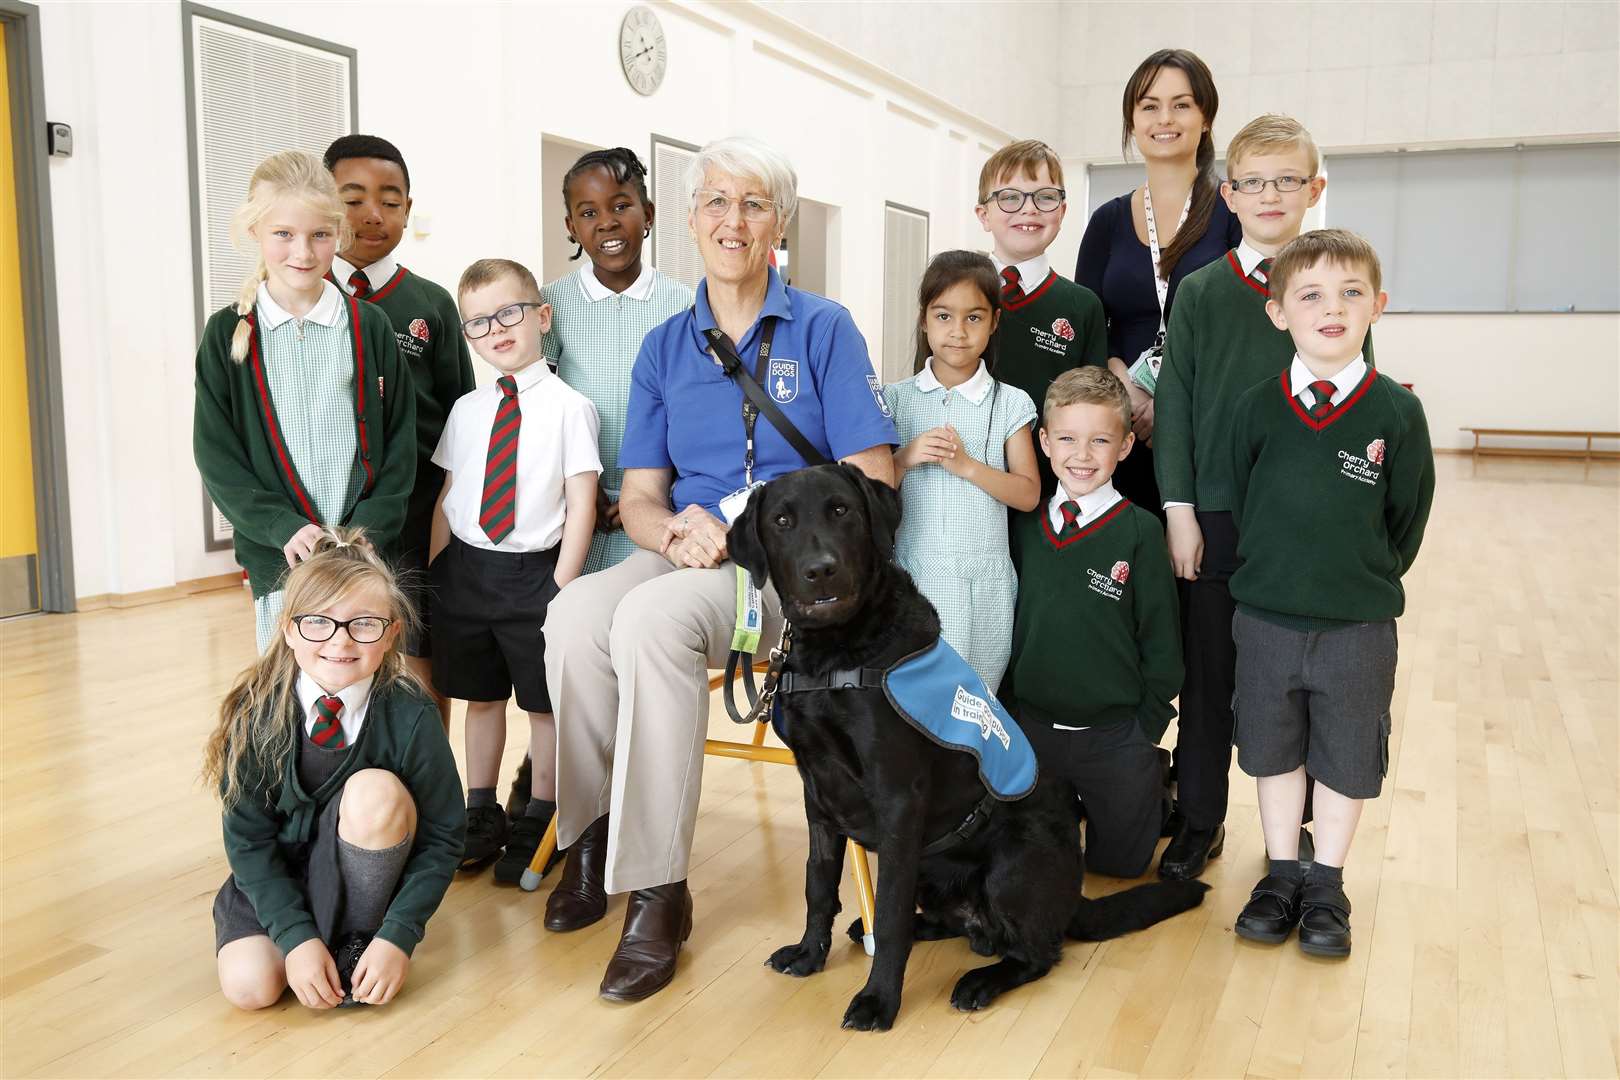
left=704, top=317, right=779, bottom=486
left=1143, top=185, right=1192, bottom=337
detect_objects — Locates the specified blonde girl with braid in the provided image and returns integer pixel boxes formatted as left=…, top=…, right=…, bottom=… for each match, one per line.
left=193, top=150, right=418, bottom=651
left=205, top=528, right=463, bottom=1010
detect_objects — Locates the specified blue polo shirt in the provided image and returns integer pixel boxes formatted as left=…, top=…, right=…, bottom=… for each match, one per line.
left=621, top=266, right=898, bottom=516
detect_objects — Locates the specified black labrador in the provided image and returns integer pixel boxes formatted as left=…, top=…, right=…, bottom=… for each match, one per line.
left=730, top=463, right=1207, bottom=1031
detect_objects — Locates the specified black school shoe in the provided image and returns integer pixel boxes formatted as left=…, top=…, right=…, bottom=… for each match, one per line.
left=1158, top=821, right=1225, bottom=880
left=1234, top=873, right=1304, bottom=944
left=459, top=804, right=511, bottom=871
left=1297, top=882, right=1353, bottom=958
left=332, top=931, right=372, bottom=1007
left=493, top=810, right=562, bottom=885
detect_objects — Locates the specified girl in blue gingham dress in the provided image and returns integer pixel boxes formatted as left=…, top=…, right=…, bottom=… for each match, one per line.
left=886, top=251, right=1043, bottom=693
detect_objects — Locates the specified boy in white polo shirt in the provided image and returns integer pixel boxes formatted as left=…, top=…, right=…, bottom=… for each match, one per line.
left=430, top=258, right=601, bottom=883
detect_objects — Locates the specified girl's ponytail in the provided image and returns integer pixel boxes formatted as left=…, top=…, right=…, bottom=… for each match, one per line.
left=228, top=258, right=265, bottom=363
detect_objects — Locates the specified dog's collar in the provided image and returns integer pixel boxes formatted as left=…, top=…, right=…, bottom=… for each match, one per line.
left=777, top=667, right=889, bottom=694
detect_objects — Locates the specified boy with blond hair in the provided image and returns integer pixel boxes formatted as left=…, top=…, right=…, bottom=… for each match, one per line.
left=976, top=140, right=1107, bottom=500
left=1228, top=229, right=1433, bottom=956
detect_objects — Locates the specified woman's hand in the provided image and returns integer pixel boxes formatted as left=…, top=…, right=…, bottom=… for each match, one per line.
left=349, top=937, right=410, bottom=1006
left=661, top=505, right=729, bottom=569
left=282, top=522, right=325, bottom=568
left=1165, top=505, right=1203, bottom=580
left=1126, top=381, right=1155, bottom=443
left=285, top=938, right=343, bottom=1009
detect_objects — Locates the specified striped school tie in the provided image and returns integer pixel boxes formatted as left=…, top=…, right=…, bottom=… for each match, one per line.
left=1307, top=380, right=1337, bottom=418
left=311, top=695, right=347, bottom=749
left=1254, top=257, right=1272, bottom=288
left=1058, top=500, right=1081, bottom=539
left=1001, top=265, right=1024, bottom=305
left=480, top=375, right=520, bottom=543
left=348, top=271, right=371, bottom=299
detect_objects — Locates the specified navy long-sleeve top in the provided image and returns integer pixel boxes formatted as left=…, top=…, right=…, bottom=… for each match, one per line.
left=1075, top=192, right=1244, bottom=364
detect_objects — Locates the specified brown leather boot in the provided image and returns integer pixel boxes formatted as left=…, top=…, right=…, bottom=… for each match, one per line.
left=598, top=881, right=693, bottom=1002
left=544, top=814, right=609, bottom=932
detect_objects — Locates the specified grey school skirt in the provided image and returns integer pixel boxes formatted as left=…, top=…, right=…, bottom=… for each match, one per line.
left=213, top=793, right=346, bottom=953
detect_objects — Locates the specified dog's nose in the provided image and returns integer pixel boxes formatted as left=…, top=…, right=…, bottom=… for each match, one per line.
left=800, top=554, right=839, bottom=583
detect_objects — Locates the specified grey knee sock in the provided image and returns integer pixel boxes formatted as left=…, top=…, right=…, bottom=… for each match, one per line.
left=337, top=833, right=413, bottom=936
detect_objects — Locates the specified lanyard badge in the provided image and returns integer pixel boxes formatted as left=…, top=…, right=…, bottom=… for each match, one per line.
left=732, top=563, right=763, bottom=654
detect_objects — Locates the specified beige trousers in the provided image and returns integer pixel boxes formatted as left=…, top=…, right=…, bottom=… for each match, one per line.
left=544, top=548, right=784, bottom=894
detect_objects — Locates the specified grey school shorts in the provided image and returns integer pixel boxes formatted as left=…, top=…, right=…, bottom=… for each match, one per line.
left=1231, top=609, right=1397, bottom=800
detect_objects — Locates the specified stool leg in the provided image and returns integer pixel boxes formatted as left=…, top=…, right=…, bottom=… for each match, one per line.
left=751, top=720, right=769, bottom=747
left=848, top=839, right=876, bottom=957
left=519, top=815, right=560, bottom=892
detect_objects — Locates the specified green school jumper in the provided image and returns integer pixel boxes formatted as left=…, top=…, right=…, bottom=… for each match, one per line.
left=1155, top=249, right=1376, bottom=510
left=220, top=681, right=465, bottom=956
left=346, top=265, right=475, bottom=551
left=193, top=294, right=416, bottom=602
left=1229, top=368, right=1435, bottom=629
left=1005, top=498, right=1183, bottom=741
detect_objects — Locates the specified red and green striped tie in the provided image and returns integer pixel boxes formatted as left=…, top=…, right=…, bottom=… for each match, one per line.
left=1001, top=265, right=1025, bottom=305
left=481, top=375, right=521, bottom=543
left=1254, top=257, right=1272, bottom=288
left=1307, top=379, right=1336, bottom=418
left=311, top=694, right=347, bottom=749
left=1058, top=499, right=1081, bottom=539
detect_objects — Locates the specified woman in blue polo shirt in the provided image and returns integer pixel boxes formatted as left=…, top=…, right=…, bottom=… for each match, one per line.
left=541, top=136, right=897, bottom=1002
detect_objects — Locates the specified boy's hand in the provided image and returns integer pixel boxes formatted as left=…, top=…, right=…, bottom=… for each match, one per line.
left=1165, top=505, right=1203, bottom=580
left=897, top=427, right=958, bottom=472
left=285, top=938, right=343, bottom=1009
left=282, top=522, right=326, bottom=568
left=350, top=937, right=410, bottom=1006
left=596, top=488, right=622, bottom=532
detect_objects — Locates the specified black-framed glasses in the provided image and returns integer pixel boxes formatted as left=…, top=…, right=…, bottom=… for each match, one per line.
left=983, top=186, right=1065, bottom=213
left=1227, top=175, right=1315, bottom=194
left=462, top=302, right=545, bottom=340
left=291, top=614, right=393, bottom=643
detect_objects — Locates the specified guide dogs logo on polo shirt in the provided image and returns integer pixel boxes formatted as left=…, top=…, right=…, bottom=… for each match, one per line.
left=866, top=374, right=893, bottom=418
left=770, top=358, right=799, bottom=403
left=1338, top=438, right=1385, bottom=486
left=1087, top=562, right=1127, bottom=600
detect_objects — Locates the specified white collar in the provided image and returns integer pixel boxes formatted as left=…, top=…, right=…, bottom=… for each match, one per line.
left=1288, top=354, right=1368, bottom=402
left=990, top=251, right=1050, bottom=289
left=497, top=358, right=553, bottom=394
left=1235, top=240, right=1270, bottom=278
left=577, top=261, right=656, bottom=303
left=915, top=358, right=993, bottom=404
left=256, top=279, right=344, bottom=330
left=333, top=253, right=399, bottom=294
left=1048, top=480, right=1122, bottom=532
left=296, top=670, right=374, bottom=719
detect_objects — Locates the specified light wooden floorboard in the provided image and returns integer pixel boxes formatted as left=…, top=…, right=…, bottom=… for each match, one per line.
left=2, top=455, right=1615, bottom=1078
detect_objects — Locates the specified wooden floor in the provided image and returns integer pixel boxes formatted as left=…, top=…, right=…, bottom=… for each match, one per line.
left=2, top=455, right=1616, bottom=1078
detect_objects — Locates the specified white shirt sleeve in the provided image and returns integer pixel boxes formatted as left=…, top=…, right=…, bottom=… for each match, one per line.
left=561, top=395, right=604, bottom=479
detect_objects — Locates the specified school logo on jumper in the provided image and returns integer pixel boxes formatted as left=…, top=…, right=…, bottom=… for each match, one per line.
left=408, top=318, right=430, bottom=342
left=1337, top=439, right=1384, bottom=486
left=1028, top=323, right=1072, bottom=358
left=951, top=685, right=1011, bottom=750
left=1086, top=566, right=1125, bottom=601
left=770, top=358, right=799, bottom=403
left=867, top=373, right=893, bottom=418
left=1051, top=317, right=1076, bottom=341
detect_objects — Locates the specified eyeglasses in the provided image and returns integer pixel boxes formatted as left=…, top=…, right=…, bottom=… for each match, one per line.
left=694, top=190, right=778, bottom=221
left=462, top=302, right=545, bottom=340
left=1226, top=175, right=1316, bottom=195
left=983, top=187, right=1066, bottom=213
left=291, top=614, right=393, bottom=643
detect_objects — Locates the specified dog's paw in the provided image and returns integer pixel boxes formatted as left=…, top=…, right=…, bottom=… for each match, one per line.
left=841, top=990, right=899, bottom=1031
left=968, top=932, right=997, bottom=957
left=765, top=942, right=828, bottom=977
left=845, top=917, right=865, bottom=943
left=949, top=969, right=1003, bottom=1012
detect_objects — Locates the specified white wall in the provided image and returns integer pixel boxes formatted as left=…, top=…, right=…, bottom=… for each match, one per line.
left=1043, top=0, right=1620, bottom=452
left=37, top=0, right=1019, bottom=599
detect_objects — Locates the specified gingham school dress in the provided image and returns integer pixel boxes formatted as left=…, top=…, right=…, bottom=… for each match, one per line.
left=251, top=282, right=363, bottom=651
left=541, top=264, right=693, bottom=574
left=885, top=362, right=1037, bottom=694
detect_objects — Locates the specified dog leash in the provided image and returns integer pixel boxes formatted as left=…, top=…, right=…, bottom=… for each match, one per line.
left=723, top=619, right=793, bottom=727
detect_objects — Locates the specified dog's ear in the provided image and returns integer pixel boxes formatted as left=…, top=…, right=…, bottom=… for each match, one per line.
left=728, top=485, right=771, bottom=590
left=841, top=462, right=901, bottom=563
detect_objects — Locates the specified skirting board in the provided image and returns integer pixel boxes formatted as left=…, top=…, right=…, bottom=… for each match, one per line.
left=76, top=571, right=244, bottom=612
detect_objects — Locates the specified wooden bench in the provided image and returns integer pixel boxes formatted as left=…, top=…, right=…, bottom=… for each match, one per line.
left=1461, top=428, right=1620, bottom=462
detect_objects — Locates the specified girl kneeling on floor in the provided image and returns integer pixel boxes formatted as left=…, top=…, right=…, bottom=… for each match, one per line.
left=203, top=528, right=464, bottom=1010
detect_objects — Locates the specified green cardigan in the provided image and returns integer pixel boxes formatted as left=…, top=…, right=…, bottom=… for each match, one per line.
left=220, top=681, right=465, bottom=957
left=193, top=297, right=417, bottom=598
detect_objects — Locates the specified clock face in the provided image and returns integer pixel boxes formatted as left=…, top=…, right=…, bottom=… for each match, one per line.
left=620, top=6, right=667, bottom=97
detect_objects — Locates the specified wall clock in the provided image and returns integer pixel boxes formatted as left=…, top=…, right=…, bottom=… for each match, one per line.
left=620, top=6, right=667, bottom=97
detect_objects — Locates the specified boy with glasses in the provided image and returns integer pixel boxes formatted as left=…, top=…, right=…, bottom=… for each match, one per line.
left=429, top=259, right=601, bottom=881
left=975, top=140, right=1107, bottom=502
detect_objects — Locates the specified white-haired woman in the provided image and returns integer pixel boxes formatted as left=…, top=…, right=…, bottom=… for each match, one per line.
left=540, top=136, right=897, bottom=1001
